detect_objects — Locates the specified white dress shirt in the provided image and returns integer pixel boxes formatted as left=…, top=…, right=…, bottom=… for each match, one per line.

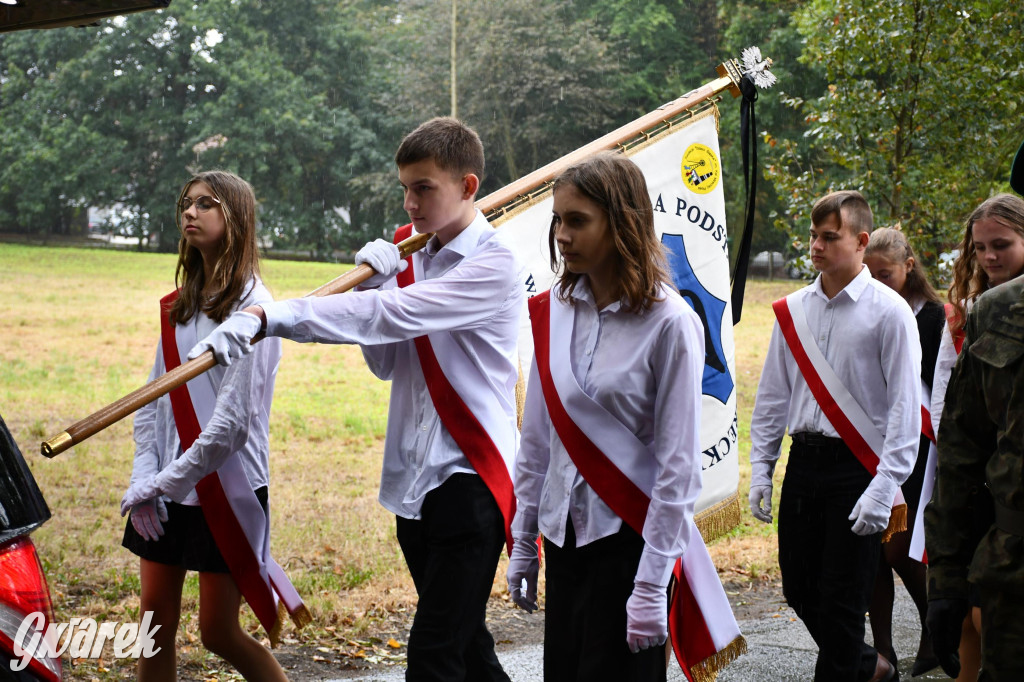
left=513, top=280, right=704, bottom=584
left=749, top=266, right=921, bottom=486
left=262, top=211, right=525, bottom=520
left=131, top=281, right=280, bottom=504
left=930, top=304, right=970, bottom=438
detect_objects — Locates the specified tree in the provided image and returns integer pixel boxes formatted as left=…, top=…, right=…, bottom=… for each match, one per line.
left=383, top=0, right=627, bottom=195
left=764, top=0, right=1024, bottom=261
left=0, top=1, right=401, bottom=256
left=719, top=0, right=818, bottom=264
left=192, top=0, right=403, bottom=255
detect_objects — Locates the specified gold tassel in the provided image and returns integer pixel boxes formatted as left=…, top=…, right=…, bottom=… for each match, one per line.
left=266, top=601, right=312, bottom=648
left=289, top=603, right=313, bottom=629
left=267, top=601, right=287, bottom=648
left=687, top=635, right=748, bottom=682
left=695, top=492, right=742, bottom=544
left=881, top=503, right=907, bottom=543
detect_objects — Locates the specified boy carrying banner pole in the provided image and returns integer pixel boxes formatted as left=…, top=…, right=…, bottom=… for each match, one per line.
left=193, top=117, right=522, bottom=682
left=748, top=190, right=921, bottom=682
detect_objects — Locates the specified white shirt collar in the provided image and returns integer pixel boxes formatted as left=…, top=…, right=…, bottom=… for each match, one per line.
left=568, top=277, right=623, bottom=313
left=811, top=263, right=871, bottom=303
left=424, top=209, right=488, bottom=258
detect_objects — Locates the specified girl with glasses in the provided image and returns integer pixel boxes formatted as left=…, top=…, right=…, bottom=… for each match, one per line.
left=119, top=170, right=297, bottom=681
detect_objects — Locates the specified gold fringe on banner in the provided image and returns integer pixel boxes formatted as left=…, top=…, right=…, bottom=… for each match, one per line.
left=619, top=102, right=720, bottom=157
left=881, top=503, right=908, bottom=543
left=695, top=490, right=742, bottom=544
left=687, top=635, right=748, bottom=682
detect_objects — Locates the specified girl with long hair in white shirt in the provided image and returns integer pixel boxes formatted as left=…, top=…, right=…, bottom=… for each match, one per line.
left=119, top=171, right=290, bottom=681
left=506, top=152, right=705, bottom=681
left=927, top=193, right=1024, bottom=682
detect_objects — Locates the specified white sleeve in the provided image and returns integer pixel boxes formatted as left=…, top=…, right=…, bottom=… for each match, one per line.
left=931, top=322, right=957, bottom=440
left=511, top=358, right=550, bottom=537
left=637, top=307, right=705, bottom=587
left=154, top=351, right=259, bottom=502
left=876, top=304, right=922, bottom=486
left=748, top=323, right=791, bottom=483
left=130, top=341, right=163, bottom=484
left=262, top=244, right=520, bottom=345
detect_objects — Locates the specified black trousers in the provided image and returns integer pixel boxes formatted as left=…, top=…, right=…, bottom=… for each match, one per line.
left=543, top=519, right=667, bottom=682
left=779, top=437, right=881, bottom=682
left=396, top=473, right=510, bottom=682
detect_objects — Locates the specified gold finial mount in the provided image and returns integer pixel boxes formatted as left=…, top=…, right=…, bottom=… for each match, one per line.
left=41, top=431, right=73, bottom=458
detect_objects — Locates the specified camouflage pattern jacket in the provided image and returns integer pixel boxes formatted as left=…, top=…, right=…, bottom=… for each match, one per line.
left=926, top=276, right=1024, bottom=599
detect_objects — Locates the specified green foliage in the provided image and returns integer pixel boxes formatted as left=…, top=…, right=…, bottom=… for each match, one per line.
left=5, top=0, right=1018, bottom=272
left=719, top=0, right=815, bottom=262
left=765, top=0, right=1024, bottom=261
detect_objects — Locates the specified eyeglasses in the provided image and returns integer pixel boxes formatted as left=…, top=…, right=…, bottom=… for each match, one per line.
left=179, top=195, right=221, bottom=214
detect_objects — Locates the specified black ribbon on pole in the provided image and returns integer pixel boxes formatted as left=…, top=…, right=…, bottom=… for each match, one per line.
left=730, top=75, right=759, bottom=325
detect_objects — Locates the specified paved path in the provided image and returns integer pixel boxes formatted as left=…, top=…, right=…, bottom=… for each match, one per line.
left=329, top=579, right=953, bottom=681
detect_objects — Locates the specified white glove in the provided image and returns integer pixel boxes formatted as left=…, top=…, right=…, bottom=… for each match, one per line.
left=626, top=580, right=668, bottom=654
left=849, top=474, right=897, bottom=536
left=120, top=475, right=165, bottom=517
left=749, top=460, right=775, bottom=523
left=127, top=498, right=168, bottom=542
left=506, top=533, right=540, bottom=613
left=355, top=239, right=408, bottom=288
left=749, top=485, right=773, bottom=523
left=188, top=310, right=262, bottom=366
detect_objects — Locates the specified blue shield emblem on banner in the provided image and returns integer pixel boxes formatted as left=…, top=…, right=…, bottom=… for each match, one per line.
left=661, top=233, right=733, bottom=404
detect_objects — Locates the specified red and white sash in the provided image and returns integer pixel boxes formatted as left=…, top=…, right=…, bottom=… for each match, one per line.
left=909, top=303, right=966, bottom=563
left=772, top=293, right=908, bottom=537
left=392, top=224, right=517, bottom=552
left=160, top=291, right=310, bottom=644
left=908, top=387, right=936, bottom=563
left=529, top=290, right=744, bottom=680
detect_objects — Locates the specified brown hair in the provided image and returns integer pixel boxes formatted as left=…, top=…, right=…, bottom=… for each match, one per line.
left=865, top=227, right=941, bottom=305
left=810, top=189, right=874, bottom=235
left=948, top=193, right=1024, bottom=331
left=394, top=116, right=485, bottom=183
left=170, top=170, right=262, bottom=325
left=548, top=152, right=670, bottom=313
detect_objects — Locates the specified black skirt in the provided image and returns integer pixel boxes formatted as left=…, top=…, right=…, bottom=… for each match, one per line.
left=122, top=486, right=269, bottom=573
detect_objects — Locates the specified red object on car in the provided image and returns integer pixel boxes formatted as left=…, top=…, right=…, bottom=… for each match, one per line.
left=0, top=414, right=60, bottom=680
left=0, top=537, right=61, bottom=680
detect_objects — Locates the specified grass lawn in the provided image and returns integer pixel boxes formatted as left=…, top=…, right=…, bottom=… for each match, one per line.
left=0, top=243, right=801, bottom=678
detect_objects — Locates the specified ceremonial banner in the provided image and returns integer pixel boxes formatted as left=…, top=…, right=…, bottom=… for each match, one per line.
left=491, top=108, right=741, bottom=541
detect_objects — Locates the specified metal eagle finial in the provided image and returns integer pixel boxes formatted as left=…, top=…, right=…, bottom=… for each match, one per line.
left=741, top=46, right=777, bottom=90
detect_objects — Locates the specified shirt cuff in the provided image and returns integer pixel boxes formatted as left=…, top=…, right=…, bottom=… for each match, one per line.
left=864, top=471, right=898, bottom=506
left=750, top=460, right=776, bottom=488
left=154, top=463, right=197, bottom=504
left=511, top=510, right=539, bottom=537
left=262, top=300, right=296, bottom=338
left=635, top=545, right=677, bottom=587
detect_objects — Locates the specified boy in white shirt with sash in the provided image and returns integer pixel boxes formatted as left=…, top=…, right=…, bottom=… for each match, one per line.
left=194, top=118, right=522, bottom=682
left=748, top=190, right=921, bottom=682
